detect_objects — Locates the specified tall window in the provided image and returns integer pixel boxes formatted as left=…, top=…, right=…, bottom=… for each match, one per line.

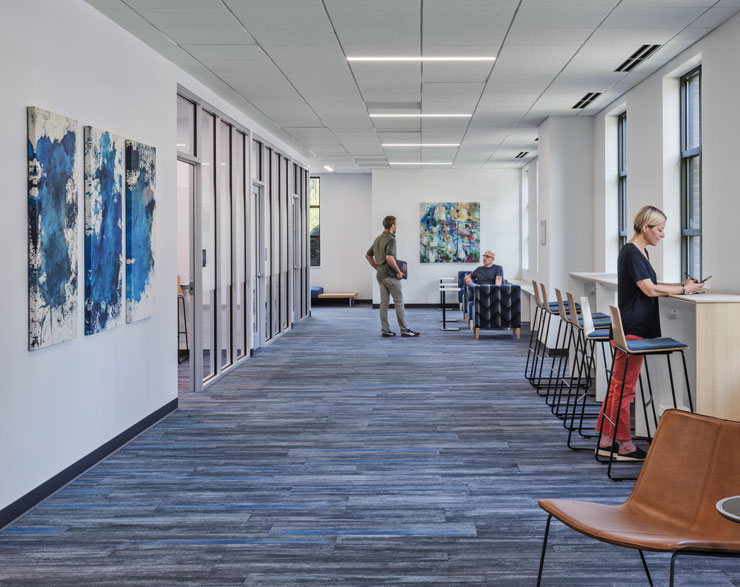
left=617, top=112, right=627, bottom=250
left=680, top=67, right=702, bottom=279
left=521, top=169, right=529, bottom=270
left=309, top=177, right=320, bottom=266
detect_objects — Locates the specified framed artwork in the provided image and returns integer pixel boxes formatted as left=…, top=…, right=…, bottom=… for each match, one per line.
left=125, top=140, right=156, bottom=322
left=84, top=126, right=124, bottom=335
left=419, top=202, right=480, bottom=263
left=27, top=107, right=79, bottom=350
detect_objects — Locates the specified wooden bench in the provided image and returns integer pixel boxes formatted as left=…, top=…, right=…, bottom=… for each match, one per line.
left=317, top=292, right=358, bottom=307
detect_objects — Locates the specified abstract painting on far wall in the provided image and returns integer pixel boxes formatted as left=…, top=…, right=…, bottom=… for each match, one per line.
left=419, top=202, right=480, bottom=263
left=125, top=140, right=156, bottom=322
left=27, top=107, right=79, bottom=350
left=84, top=126, right=123, bottom=335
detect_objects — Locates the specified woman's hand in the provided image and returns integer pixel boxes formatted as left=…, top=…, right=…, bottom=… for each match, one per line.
left=684, top=280, right=704, bottom=294
left=681, top=278, right=699, bottom=286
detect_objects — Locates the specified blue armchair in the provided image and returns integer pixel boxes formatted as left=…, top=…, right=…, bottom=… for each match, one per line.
left=457, top=271, right=471, bottom=309
left=470, top=283, right=521, bottom=339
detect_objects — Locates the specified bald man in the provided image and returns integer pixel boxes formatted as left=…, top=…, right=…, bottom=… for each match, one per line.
left=465, top=250, right=503, bottom=285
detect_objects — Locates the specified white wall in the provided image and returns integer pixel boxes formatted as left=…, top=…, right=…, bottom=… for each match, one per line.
left=594, top=10, right=740, bottom=293
left=535, top=117, right=595, bottom=295
left=370, top=169, right=521, bottom=304
left=310, top=173, right=372, bottom=299
left=0, top=0, right=307, bottom=513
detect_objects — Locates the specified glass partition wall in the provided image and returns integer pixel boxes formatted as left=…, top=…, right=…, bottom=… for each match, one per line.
left=177, top=87, right=310, bottom=390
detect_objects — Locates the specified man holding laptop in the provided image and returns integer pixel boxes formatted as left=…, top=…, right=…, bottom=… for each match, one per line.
left=365, top=215, right=420, bottom=338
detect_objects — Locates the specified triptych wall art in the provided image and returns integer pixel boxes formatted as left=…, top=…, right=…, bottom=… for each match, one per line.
left=27, top=107, right=79, bottom=350
left=125, top=140, right=156, bottom=323
left=84, top=126, right=124, bottom=335
left=419, top=202, right=480, bottom=263
left=26, top=106, right=157, bottom=350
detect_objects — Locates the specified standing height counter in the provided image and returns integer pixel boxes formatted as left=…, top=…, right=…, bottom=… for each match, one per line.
left=569, top=270, right=740, bottom=423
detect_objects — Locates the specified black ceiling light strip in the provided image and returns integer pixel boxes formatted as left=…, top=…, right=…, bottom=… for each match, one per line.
left=515, top=151, right=528, bottom=159
left=615, top=44, right=661, bottom=73
left=572, top=92, right=602, bottom=109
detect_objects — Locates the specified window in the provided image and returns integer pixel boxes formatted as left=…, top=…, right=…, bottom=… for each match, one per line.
left=680, top=67, right=702, bottom=279
left=521, top=169, right=529, bottom=270
left=309, top=177, right=320, bottom=266
left=617, top=112, right=627, bottom=250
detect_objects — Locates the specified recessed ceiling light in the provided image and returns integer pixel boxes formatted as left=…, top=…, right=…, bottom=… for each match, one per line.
left=382, top=143, right=460, bottom=147
left=370, top=114, right=471, bottom=118
left=348, top=56, right=495, bottom=62
left=176, top=143, right=186, bottom=147
left=323, top=165, right=334, bottom=172
left=389, top=162, right=452, bottom=166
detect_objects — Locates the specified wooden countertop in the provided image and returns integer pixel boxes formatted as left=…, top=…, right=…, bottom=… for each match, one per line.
left=569, top=272, right=618, bottom=286
left=669, top=291, right=740, bottom=304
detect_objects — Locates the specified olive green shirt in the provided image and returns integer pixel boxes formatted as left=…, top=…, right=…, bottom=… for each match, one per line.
left=367, top=231, right=397, bottom=278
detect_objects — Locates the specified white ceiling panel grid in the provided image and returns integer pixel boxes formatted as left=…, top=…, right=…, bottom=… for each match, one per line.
left=86, top=0, right=740, bottom=171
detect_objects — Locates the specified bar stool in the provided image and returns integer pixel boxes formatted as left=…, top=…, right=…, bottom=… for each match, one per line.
left=525, top=280, right=546, bottom=383
left=535, top=284, right=595, bottom=399
left=564, top=294, right=614, bottom=450
left=596, top=304, right=693, bottom=481
left=177, top=275, right=189, bottom=365
left=550, top=289, right=610, bottom=418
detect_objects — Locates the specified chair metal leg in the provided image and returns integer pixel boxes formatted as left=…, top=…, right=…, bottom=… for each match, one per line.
left=680, top=350, right=694, bottom=412
left=536, top=514, right=552, bottom=587
left=642, top=359, right=659, bottom=436
left=638, top=550, right=653, bottom=586
left=669, top=551, right=679, bottom=587
left=666, top=354, right=679, bottom=410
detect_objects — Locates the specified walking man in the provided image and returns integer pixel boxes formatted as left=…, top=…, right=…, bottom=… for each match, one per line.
left=365, top=216, right=420, bottom=337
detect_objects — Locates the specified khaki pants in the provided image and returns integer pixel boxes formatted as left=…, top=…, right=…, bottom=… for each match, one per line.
left=377, top=275, right=409, bottom=333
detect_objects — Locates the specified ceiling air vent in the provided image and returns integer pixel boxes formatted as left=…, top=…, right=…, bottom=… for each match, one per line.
left=515, top=152, right=529, bottom=159
left=572, top=92, right=601, bottom=109
left=615, top=44, right=661, bottom=73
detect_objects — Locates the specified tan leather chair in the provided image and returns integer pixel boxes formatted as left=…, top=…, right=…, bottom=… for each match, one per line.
left=537, top=409, right=740, bottom=586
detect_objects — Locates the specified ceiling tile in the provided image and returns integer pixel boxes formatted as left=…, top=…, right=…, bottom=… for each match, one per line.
left=324, top=0, right=420, bottom=56
left=284, top=128, right=340, bottom=146
left=601, top=5, right=706, bottom=28
left=422, top=1, right=515, bottom=46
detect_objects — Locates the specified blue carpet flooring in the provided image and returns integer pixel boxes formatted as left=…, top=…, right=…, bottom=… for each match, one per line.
left=1, top=306, right=738, bottom=585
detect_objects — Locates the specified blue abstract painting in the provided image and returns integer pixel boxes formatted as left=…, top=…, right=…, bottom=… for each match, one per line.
left=27, top=107, right=79, bottom=350
left=125, top=140, right=156, bottom=322
left=419, top=202, right=480, bottom=263
left=84, top=127, right=123, bottom=335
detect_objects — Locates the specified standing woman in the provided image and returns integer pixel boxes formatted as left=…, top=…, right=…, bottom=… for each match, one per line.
left=597, top=205, right=703, bottom=460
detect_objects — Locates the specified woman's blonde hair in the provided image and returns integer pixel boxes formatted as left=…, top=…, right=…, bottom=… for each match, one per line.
left=633, top=205, right=667, bottom=234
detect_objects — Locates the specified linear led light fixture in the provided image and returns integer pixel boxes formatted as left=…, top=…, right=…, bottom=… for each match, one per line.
left=389, top=162, right=452, bottom=165
left=382, top=143, right=460, bottom=147
left=348, top=56, right=495, bottom=62
left=370, top=113, right=471, bottom=118
left=323, top=165, right=334, bottom=172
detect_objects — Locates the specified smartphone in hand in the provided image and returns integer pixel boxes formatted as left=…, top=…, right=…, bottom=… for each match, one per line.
left=701, top=275, right=712, bottom=284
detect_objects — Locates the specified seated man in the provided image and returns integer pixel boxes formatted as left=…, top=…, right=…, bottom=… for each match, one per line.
left=465, top=250, right=503, bottom=285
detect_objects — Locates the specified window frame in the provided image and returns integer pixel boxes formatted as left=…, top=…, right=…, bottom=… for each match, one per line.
left=309, top=176, right=320, bottom=267
left=617, top=111, right=628, bottom=250
left=680, top=66, right=702, bottom=279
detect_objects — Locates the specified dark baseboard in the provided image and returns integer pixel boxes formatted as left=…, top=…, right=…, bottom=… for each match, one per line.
left=371, top=303, right=451, bottom=309
left=0, top=397, right=178, bottom=530
left=313, top=298, right=371, bottom=306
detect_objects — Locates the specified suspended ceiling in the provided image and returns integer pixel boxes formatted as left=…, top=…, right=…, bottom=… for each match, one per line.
left=86, top=0, right=740, bottom=172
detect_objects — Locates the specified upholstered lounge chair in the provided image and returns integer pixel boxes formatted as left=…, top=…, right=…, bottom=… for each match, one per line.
left=537, top=409, right=740, bottom=586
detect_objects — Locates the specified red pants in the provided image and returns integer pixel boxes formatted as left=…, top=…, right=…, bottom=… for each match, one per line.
left=596, top=335, right=644, bottom=441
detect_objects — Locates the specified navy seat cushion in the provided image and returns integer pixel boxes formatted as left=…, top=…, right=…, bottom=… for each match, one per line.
left=311, top=286, right=324, bottom=299
left=625, top=338, right=688, bottom=353
left=587, top=328, right=611, bottom=339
